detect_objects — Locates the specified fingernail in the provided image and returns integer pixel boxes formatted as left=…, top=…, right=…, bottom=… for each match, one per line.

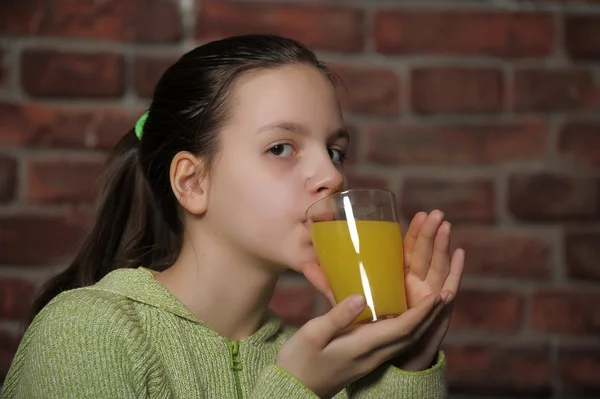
left=444, top=292, right=455, bottom=304
left=348, top=295, right=366, bottom=310
left=434, top=295, right=443, bottom=307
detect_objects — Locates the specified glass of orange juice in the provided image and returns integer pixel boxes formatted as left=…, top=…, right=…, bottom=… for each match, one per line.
left=306, top=188, right=407, bottom=325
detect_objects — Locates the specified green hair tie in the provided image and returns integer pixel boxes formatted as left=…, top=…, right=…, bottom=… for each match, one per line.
left=135, top=112, right=149, bottom=140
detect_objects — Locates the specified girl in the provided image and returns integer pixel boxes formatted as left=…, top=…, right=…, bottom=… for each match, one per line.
left=1, top=35, right=464, bottom=399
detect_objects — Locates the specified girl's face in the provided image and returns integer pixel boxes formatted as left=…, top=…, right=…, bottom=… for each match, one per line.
left=204, top=64, right=348, bottom=272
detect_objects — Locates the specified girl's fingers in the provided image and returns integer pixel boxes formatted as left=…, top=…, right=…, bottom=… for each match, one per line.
left=392, top=301, right=454, bottom=371
left=301, top=294, right=366, bottom=347
left=425, top=221, right=452, bottom=292
left=409, top=210, right=445, bottom=281
left=441, top=248, right=465, bottom=297
left=365, top=293, right=448, bottom=362
left=336, top=293, right=442, bottom=355
left=403, top=212, right=428, bottom=268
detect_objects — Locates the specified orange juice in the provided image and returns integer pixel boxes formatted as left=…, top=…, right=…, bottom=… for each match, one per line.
left=309, top=220, right=407, bottom=325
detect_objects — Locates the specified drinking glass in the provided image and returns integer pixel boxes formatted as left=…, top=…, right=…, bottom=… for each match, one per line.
left=306, top=188, right=407, bottom=325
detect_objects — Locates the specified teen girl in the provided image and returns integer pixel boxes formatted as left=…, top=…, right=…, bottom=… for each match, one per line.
left=2, top=34, right=464, bottom=399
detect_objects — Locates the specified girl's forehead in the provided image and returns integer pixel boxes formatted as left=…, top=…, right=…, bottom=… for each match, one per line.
left=229, top=65, right=342, bottom=128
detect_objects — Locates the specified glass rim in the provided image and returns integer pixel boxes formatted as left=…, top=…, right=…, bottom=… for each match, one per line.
left=305, top=187, right=396, bottom=219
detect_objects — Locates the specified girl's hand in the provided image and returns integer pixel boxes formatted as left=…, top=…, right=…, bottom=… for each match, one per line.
left=303, top=210, right=465, bottom=372
left=276, top=291, right=446, bottom=399
left=392, top=210, right=465, bottom=371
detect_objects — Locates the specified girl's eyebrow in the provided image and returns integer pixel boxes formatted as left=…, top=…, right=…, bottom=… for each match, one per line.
left=256, top=121, right=350, bottom=142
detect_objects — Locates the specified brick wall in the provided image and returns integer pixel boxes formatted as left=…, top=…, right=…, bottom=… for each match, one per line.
left=1, top=0, right=599, bottom=397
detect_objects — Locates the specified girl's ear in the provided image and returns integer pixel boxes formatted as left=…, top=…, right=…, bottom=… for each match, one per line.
left=169, top=151, right=210, bottom=215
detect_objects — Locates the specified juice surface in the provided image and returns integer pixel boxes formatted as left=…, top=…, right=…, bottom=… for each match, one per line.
left=309, top=220, right=407, bottom=324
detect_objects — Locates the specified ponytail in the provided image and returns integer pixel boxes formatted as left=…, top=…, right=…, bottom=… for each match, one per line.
left=31, top=128, right=180, bottom=319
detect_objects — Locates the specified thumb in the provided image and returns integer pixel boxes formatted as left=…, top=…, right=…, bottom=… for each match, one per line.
left=301, top=294, right=366, bottom=347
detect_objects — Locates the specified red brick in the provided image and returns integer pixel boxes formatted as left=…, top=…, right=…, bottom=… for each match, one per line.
left=559, top=345, right=600, bottom=396
left=21, top=50, right=124, bottom=98
left=196, top=2, right=364, bottom=53
left=400, top=178, right=495, bottom=223
left=365, top=121, right=547, bottom=166
left=133, top=55, right=178, bottom=98
left=531, top=289, right=600, bottom=335
left=410, top=67, right=503, bottom=114
left=331, top=65, right=400, bottom=115
left=0, top=277, right=35, bottom=321
left=0, top=103, right=138, bottom=150
left=565, top=15, right=600, bottom=60
left=451, top=228, right=550, bottom=279
left=27, top=159, right=105, bottom=204
left=344, top=173, right=389, bottom=191
left=0, top=0, right=182, bottom=43
left=444, top=343, right=551, bottom=396
left=0, top=331, right=20, bottom=384
left=0, top=0, right=46, bottom=36
left=450, top=289, right=522, bottom=332
left=269, top=281, right=316, bottom=326
left=132, top=0, right=182, bottom=43
left=559, top=122, right=600, bottom=166
left=374, top=11, right=554, bottom=57
left=0, top=215, right=89, bottom=265
left=0, top=47, right=7, bottom=88
left=513, top=69, right=598, bottom=112
left=508, top=173, right=600, bottom=221
left=0, top=155, right=17, bottom=204
left=565, top=232, right=600, bottom=281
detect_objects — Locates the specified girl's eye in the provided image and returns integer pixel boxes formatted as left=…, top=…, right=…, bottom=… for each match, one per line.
left=328, top=148, right=347, bottom=164
left=268, top=143, right=294, bottom=158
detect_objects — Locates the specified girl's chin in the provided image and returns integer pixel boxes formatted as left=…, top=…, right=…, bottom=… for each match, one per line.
left=283, top=250, right=318, bottom=274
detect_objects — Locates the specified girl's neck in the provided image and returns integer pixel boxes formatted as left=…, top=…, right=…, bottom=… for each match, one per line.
left=154, top=233, right=282, bottom=340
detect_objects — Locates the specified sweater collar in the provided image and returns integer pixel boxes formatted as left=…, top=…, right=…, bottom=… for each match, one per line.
left=87, top=267, right=284, bottom=345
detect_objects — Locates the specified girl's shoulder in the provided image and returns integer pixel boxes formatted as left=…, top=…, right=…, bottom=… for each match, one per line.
left=28, top=267, right=157, bottom=342
left=3, top=275, right=159, bottom=399
left=30, top=284, right=143, bottom=340
left=33, top=267, right=158, bottom=329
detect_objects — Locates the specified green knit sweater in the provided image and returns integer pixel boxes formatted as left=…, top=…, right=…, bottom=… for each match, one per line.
left=1, top=268, right=447, bottom=398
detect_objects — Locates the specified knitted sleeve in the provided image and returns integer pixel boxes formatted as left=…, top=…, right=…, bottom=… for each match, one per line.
left=249, top=364, right=320, bottom=398
left=246, top=353, right=446, bottom=399
left=0, top=291, right=164, bottom=399
left=346, top=351, right=448, bottom=398
left=251, top=326, right=447, bottom=399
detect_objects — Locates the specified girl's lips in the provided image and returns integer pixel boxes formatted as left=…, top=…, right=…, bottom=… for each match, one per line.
left=302, top=221, right=314, bottom=246
left=306, top=210, right=335, bottom=224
